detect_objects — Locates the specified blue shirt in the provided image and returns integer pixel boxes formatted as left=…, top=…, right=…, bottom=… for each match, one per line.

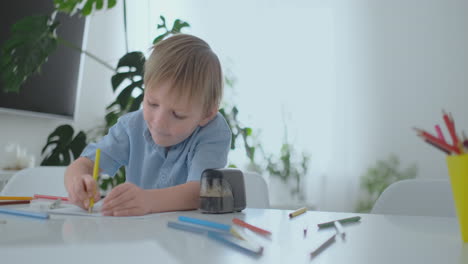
left=81, top=110, right=231, bottom=189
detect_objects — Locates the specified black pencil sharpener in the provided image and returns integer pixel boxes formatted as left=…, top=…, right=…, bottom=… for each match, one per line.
left=199, top=168, right=246, bottom=214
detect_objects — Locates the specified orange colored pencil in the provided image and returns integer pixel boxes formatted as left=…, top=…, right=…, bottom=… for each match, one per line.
left=0, top=196, right=33, bottom=201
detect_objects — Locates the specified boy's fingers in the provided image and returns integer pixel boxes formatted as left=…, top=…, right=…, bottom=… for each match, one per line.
left=104, top=183, right=130, bottom=201
left=72, top=181, right=89, bottom=202
left=94, top=192, right=101, bottom=201
left=83, top=176, right=97, bottom=198
left=113, top=207, right=144, bottom=217
left=103, top=194, right=135, bottom=212
left=102, top=189, right=133, bottom=211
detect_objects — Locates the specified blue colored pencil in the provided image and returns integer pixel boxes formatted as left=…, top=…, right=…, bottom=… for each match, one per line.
left=178, top=216, right=231, bottom=231
left=168, top=221, right=263, bottom=255
left=167, top=221, right=229, bottom=235
left=207, top=232, right=264, bottom=255
left=0, top=208, right=49, bottom=219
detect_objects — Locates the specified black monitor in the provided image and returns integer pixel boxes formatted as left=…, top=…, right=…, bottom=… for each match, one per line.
left=0, top=0, right=86, bottom=119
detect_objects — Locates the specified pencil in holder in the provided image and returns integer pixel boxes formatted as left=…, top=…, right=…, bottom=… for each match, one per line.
left=446, top=154, right=468, bottom=243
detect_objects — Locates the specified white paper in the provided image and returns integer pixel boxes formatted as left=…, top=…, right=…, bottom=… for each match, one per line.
left=48, top=200, right=105, bottom=217
left=46, top=201, right=148, bottom=219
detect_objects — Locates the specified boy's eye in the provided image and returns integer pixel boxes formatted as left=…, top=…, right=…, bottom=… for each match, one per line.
left=149, top=103, right=159, bottom=107
left=172, top=111, right=186, bottom=120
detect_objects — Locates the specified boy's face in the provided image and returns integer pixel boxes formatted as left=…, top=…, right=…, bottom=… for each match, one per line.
left=143, top=81, right=216, bottom=147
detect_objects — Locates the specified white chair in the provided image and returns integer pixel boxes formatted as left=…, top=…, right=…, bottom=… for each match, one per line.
left=243, top=171, right=270, bottom=208
left=0, top=166, right=68, bottom=197
left=371, top=179, right=456, bottom=217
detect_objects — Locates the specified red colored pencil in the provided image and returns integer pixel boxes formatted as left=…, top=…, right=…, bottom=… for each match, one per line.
left=33, top=194, right=69, bottom=201
left=434, top=125, right=446, bottom=143
left=232, top=218, right=272, bottom=236
left=415, top=128, right=460, bottom=154
left=443, top=111, right=460, bottom=152
left=424, top=140, right=450, bottom=155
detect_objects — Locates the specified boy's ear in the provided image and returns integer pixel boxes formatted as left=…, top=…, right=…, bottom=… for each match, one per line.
left=198, top=106, right=218, bottom=126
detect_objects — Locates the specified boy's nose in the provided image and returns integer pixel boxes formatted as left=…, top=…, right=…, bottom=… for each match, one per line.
left=152, top=111, right=169, bottom=130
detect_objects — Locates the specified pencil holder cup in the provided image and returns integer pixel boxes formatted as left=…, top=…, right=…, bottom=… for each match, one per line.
left=446, top=154, right=468, bottom=243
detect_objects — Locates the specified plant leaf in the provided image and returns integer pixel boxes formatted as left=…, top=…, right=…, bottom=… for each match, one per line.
left=153, top=33, right=169, bottom=45
left=1, top=15, right=58, bottom=93
left=111, top=72, right=134, bottom=91
left=54, top=0, right=116, bottom=16
left=53, top=0, right=83, bottom=15
left=69, top=131, right=87, bottom=158
left=116, top=80, right=142, bottom=108
left=40, top=125, right=87, bottom=166
left=171, top=19, right=190, bottom=33
left=116, top=51, right=145, bottom=74
left=95, top=0, right=104, bottom=10
left=128, top=93, right=143, bottom=112
left=157, top=15, right=166, bottom=29
left=108, top=0, right=117, bottom=9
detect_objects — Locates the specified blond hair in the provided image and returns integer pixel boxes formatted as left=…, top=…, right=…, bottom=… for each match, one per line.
left=144, top=34, right=223, bottom=114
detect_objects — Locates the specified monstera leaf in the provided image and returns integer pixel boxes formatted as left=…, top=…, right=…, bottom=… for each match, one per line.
left=53, top=0, right=117, bottom=16
left=41, top=125, right=87, bottom=166
left=0, top=15, right=59, bottom=93
left=107, top=51, right=145, bottom=126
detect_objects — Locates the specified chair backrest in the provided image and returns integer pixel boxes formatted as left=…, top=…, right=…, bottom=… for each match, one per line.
left=371, top=179, right=456, bottom=217
left=243, top=171, right=270, bottom=208
left=0, top=166, right=68, bottom=197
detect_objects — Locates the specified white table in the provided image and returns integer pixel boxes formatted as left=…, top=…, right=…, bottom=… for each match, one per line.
left=0, top=208, right=466, bottom=264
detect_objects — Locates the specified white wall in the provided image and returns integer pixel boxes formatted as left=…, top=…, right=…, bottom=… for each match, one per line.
left=325, top=0, right=468, bottom=211
left=0, top=3, right=125, bottom=168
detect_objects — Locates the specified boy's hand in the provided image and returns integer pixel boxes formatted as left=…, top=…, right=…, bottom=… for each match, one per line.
left=66, top=174, right=101, bottom=210
left=101, top=183, right=151, bottom=216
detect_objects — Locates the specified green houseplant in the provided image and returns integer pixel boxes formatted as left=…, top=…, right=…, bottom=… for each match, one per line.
left=355, top=154, right=418, bottom=213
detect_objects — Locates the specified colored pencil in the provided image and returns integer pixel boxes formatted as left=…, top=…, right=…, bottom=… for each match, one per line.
left=334, top=221, right=346, bottom=239
left=310, top=234, right=336, bottom=258
left=0, top=208, right=49, bottom=219
left=435, top=125, right=446, bottom=143
left=424, top=139, right=450, bottom=155
left=168, top=221, right=262, bottom=255
left=317, top=216, right=361, bottom=228
left=289, top=207, right=307, bottom=218
left=167, top=221, right=229, bottom=236
left=0, top=200, right=31, bottom=206
left=232, top=218, right=272, bottom=236
left=34, top=194, right=69, bottom=201
left=178, top=216, right=244, bottom=240
left=179, top=216, right=231, bottom=231
left=443, top=111, right=460, bottom=152
left=207, top=231, right=264, bottom=255
left=0, top=196, right=33, bottom=201
left=415, top=128, right=460, bottom=154
left=88, top=148, right=101, bottom=213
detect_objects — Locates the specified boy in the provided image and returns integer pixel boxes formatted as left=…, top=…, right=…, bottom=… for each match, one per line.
left=65, top=34, right=231, bottom=216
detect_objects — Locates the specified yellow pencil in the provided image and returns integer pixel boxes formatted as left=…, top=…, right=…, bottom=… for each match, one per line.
left=0, top=196, right=33, bottom=201
left=289, top=207, right=307, bottom=218
left=88, top=148, right=101, bottom=213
